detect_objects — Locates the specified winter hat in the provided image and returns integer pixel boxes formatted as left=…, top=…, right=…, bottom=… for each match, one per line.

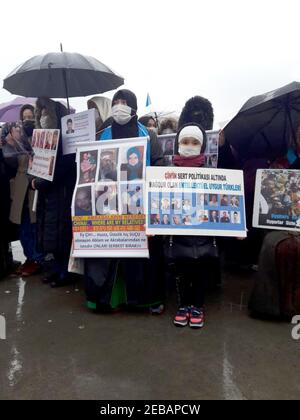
left=112, top=89, right=138, bottom=112
left=174, top=123, right=207, bottom=154
left=178, top=96, right=214, bottom=130
left=178, top=126, right=204, bottom=146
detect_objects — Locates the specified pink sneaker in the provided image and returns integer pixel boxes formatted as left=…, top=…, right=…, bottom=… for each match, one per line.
left=174, top=306, right=190, bottom=327
left=189, top=307, right=205, bottom=329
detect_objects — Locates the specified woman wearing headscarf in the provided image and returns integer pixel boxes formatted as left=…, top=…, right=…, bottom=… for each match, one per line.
left=30, top=97, right=77, bottom=287
left=85, top=89, right=165, bottom=313
left=1, top=119, right=44, bottom=277
left=87, top=96, right=112, bottom=138
left=120, top=146, right=143, bottom=181
left=158, top=117, right=178, bottom=135
left=138, top=115, right=158, bottom=134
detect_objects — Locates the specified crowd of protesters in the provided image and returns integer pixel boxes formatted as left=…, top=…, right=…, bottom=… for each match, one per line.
left=1, top=89, right=300, bottom=328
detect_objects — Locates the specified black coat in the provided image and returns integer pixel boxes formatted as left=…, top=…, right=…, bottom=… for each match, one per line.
left=164, top=234, right=217, bottom=260
left=33, top=151, right=76, bottom=259
left=0, top=148, right=15, bottom=278
left=148, top=130, right=164, bottom=166
left=85, top=124, right=164, bottom=307
left=31, top=100, right=76, bottom=259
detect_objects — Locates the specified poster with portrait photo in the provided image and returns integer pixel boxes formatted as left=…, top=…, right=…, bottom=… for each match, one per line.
left=74, top=186, right=93, bottom=217
left=120, top=144, right=145, bottom=182
left=161, top=195, right=171, bottom=214
left=79, top=149, right=98, bottom=184
left=158, top=133, right=176, bottom=166
left=253, top=169, right=300, bottom=231
left=27, top=129, right=60, bottom=181
left=44, top=131, right=53, bottom=150
left=150, top=194, right=160, bottom=213
left=72, top=137, right=149, bottom=258
left=62, top=109, right=96, bottom=155
left=99, top=148, right=118, bottom=182
left=196, top=210, right=209, bottom=224
left=172, top=196, right=182, bottom=212
left=205, top=130, right=219, bottom=168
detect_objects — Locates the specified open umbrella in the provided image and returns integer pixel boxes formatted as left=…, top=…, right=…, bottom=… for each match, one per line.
left=224, top=81, right=300, bottom=159
left=3, top=51, right=124, bottom=111
left=0, top=96, right=75, bottom=122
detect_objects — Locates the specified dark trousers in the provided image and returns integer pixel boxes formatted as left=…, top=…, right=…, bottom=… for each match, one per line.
left=175, top=258, right=207, bottom=308
left=19, top=206, right=44, bottom=263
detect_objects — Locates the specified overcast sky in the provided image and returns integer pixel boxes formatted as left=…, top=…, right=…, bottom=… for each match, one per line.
left=1, top=0, right=300, bottom=127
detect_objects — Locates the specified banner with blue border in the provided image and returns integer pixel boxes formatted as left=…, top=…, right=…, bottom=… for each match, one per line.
left=146, top=166, right=247, bottom=237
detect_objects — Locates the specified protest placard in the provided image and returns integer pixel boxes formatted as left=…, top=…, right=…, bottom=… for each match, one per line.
left=27, top=129, right=60, bottom=181
left=61, top=109, right=96, bottom=155
left=146, top=166, right=246, bottom=237
left=253, top=169, right=300, bottom=231
left=71, top=137, right=149, bottom=258
left=158, top=130, right=219, bottom=167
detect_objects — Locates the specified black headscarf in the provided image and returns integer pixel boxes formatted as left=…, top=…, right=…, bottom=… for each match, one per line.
left=139, top=115, right=156, bottom=128
left=111, top=89, right=139, bottom=139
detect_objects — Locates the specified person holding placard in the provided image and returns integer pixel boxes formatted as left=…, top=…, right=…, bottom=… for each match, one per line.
left=30, top=98, right=77, bottom=288
left=84, top=89, right=165, bottom=314
left=165, top=123, right=217, bottom=329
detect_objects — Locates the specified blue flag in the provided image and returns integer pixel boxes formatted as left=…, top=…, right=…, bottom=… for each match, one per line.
left=146, top=93, right=151, bottom=107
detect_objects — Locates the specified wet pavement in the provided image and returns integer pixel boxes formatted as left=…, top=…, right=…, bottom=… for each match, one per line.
left=0, top=243, right=300, bottom=400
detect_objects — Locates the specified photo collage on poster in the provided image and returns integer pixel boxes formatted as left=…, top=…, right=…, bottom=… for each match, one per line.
left=28, top=129, right=60, bottom=181
left=149, top=192, right=243, bottom=231
left=73, top=143, right=146, bottom=218
left=253, top=169, right=300, bottom=230
left=158, top=130, right=219, bottom=167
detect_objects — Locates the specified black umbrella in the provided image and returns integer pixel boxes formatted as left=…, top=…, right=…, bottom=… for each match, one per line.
left=3, top=50, right=124, bottom=110
left=224, top=81, right=300, bottom=159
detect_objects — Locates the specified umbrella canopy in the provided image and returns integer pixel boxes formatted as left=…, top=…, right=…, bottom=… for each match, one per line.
left=0, top=96, right=75, bottom=123
left=224, top=81, right=300, bottom=159
left=0, top=97, right=35, bottom=122
left=3, top=52, right=124, bottom=98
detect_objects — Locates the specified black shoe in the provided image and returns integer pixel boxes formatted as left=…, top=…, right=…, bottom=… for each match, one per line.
left=42, top=273, right=58, bottom=284
left=50, top=275, right=76, bottom=288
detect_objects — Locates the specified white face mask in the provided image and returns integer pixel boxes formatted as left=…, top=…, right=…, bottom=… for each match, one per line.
left=111, top=104, right=132, bottom=125
left=40, top=115, right=51, bottom=129
left=162, top=128, right=174, bottom=135
left=178, top=144, right=201, bottom=157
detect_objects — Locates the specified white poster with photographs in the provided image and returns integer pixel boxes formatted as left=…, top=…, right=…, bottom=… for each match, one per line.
left=146, top=166, right=247, bottom=237
left=253, top=169, right=300, bottom=231
left=72, top=137, right=149, bottom=258
left=61, top=109, right=96, bottom=155
left=158, top=130, right=219, bottom=167
left=27, top=129, right=60, bottom=181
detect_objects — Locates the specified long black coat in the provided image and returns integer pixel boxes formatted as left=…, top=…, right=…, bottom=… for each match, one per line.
left=31, top=99, right=76, bottom=260
left=34, top=151, right=76, bottom=259
left=85, top=126, right=164, bottom=308
left=0, top=148, right=15, bottom=278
